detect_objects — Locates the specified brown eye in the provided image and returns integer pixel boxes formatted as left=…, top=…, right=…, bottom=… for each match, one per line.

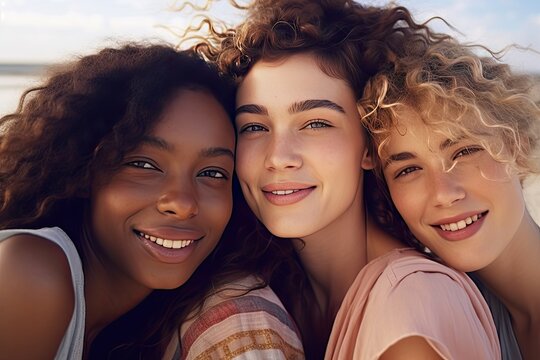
left=395, top=166, right=420, bottom=179
left=454, top=146, right=483, bottom=159
left=125, top=160, right=158, bottom=170
left=198, top=169, right=228, bottom=180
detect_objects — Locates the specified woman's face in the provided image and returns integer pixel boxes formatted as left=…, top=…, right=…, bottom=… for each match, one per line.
left=235, top=53, right=372, bottom=240
left=90, top=89, right=235, bottom=290
left=381, top=107, right=526, bottom=272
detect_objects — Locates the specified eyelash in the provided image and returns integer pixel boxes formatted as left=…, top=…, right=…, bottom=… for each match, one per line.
left=395, top=166, right=420, bottom=179
left=240, top=119, right=332, bottom=133
left=303, top=119, right=332, bottom=130
left=239, top=123, right=267, bottom=133
left=126, top=160, right=159, bottom=170
left=454, top=146, right=483, bottom=159
left=198, top=169, right=228, bottom=180
left=394, top=146, right=484, bottom=179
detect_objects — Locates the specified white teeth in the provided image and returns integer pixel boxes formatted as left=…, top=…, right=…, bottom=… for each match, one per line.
left=271, top=189, right=298, bottom=195
left=172, top=241, right=183, bottom=249
left=439, top=214, right=483, bottom=232
left=138, top=231, right=194, bottom=249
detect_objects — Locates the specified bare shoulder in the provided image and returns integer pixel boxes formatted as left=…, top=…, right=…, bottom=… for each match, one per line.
left=0, top=233, right=76, bottom=358
left=380, top=336, right=443, bottom=360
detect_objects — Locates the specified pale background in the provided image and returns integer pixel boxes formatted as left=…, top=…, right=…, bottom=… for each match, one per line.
left=0, top=0, right=539, bottom=221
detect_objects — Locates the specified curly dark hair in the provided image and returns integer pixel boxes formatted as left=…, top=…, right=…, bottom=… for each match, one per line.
left=0, top=43, right=254, bottom=358
left=180, top=0, right=454, bottom=357
left=0, top=43, right=235, bottom=238
left=193, top=0, right=450, bottom=99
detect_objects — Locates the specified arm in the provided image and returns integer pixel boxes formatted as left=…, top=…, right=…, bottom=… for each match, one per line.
left=379, top=336, right=443, bottom=360
left=175, top=286, right=304, bottom=360
left=0, top=234, right=75, bottom=359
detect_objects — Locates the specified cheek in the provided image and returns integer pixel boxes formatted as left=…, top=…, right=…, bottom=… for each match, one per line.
left=91, top=183, right=126, bottom=222
left=476, top=160, right=512, bottom=182
left=388, top=185, right=420, bottom=225
left=312, top=134, right=365, bottom=173
left=236, top=142, right=258, bottom=183
left=202, top=190, right=233, bottom=231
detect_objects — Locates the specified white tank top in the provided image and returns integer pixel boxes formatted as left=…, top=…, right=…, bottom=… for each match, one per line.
left=0, top=227, right=85, bottom=359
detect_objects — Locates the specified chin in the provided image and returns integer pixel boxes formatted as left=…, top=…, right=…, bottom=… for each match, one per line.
left=438, top=256, right=485, bottom=274
left=266, top=223, right=310, bottom=239
left=150, top=273, right=194, bottom=291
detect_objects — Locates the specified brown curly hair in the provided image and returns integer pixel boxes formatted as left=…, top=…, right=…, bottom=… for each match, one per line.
left=0, top=43, right=235, bottom=238
left=0, top=43, right=264, bottom=358
left=193, top=0, right=450, bottom=100
left=181, top=0, right=456, bottom=356
left=359, top=38, right=540, bottom=251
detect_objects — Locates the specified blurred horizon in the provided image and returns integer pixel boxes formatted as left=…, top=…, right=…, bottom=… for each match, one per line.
left=1, top=0, right=540, bottom=71
left=1, top=0, right=539, bottom=221
left=2, top=0, right=540, bottom=115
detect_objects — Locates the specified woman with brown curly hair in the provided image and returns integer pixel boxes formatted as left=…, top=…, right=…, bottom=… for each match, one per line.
left=0, top=43, right=303, bottom=359
left=193, top=0, right=501, bottom=358
left=360, top=38, right=540, bottom=359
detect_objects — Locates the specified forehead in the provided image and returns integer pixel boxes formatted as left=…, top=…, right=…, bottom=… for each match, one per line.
left=153, top=90, right=234, bottom=147
left=382, top=107, right=441, bottom=152
left=237, top=53, right=356, bottom=108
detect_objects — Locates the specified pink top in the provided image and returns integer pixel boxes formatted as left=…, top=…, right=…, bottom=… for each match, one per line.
left=325, top=248, right=500, bottom=360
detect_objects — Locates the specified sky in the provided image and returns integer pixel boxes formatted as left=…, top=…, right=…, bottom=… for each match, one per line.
left=0, top=0, right=539, bottom=73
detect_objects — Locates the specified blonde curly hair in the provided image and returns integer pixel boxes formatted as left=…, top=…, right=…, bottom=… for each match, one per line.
left=359, top=39, right=540, bottom=251
left=360, top=39, right=540, bottom=178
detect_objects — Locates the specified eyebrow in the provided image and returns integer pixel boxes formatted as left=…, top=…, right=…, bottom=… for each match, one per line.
left=440, top=138, right=459, bottom=150
left=142, top=136, right=234, bottom=159
left=199, top=147, right=234, bottom=160
left=289, top=99, right=345, bottom=114
left=141, top=136, right=172, bottom=151
left=383, top=138, right=464, bottom=169
left=236, top=104, right=268, bottom=116
left=384, top=152, right=416, bottom=169
left=235, top=99, right=345, bottom=117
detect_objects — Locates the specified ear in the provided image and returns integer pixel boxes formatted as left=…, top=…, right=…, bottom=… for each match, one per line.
left=361, top=147, right=375, bottom=170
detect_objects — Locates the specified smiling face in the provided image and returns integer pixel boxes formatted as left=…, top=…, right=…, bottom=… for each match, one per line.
left=89, top=89, right=235, bottom=291
left=381, top=106, right=526, bottom=272
left=235, top=53, right=372, bottom=240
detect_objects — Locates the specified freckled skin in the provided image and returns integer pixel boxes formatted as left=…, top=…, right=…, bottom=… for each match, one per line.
left=382, top=107, right=525, bottom=272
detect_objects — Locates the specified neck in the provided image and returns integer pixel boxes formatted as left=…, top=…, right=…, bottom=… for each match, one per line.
left=294, top=197, right=368, bottom=320
left=83, top=256, right=152, bottom=350
left=475, top=210, right=540, bottom=355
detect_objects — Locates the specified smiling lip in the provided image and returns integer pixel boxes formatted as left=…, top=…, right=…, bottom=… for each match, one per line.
left=431, top=211, right=488, bottom=242
left=135, top=227, right=204, bottom=264
left=262, top=183, right=316, bottom=206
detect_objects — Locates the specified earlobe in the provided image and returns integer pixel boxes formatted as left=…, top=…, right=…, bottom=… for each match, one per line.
left=361, top=148, right=375, bottom=170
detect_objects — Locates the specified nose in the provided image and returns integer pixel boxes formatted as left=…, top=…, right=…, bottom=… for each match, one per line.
left=264, top=133, right=302, bottom=171
left=430, top=169, right=466, bottom=208
left=156, top=181, right=198, bottom=219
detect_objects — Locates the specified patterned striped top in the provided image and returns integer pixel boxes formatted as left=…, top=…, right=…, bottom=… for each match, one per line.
left=163, top=275, right=305, bottom=360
